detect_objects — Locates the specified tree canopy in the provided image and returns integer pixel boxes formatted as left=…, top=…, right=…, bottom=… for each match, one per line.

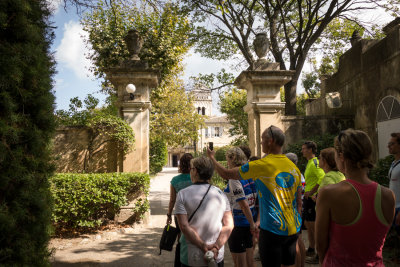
left=184, top=0, right=400, bottom=114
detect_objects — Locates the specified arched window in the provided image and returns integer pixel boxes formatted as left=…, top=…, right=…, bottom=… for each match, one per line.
left=202, top=107, right=206, bottom=115
left=376, top=95, right=400, bottom=122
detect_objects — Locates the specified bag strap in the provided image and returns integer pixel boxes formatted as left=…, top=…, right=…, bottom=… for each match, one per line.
left=188, top=184, right=212, bottom=223
left=389, top=160, right=400, bottom=180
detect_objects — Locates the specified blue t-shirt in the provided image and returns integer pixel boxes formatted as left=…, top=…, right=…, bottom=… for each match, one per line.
left=170, top=173, right=192, bottom=193
left=224, top=179, right=257, bottom=226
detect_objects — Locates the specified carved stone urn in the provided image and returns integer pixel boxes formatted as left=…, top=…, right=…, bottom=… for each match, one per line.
left=125, top=29, right=143, bottom=60
left=253, top=33, right=270, bottom=59
left=350, top=30, right=362, bottom=47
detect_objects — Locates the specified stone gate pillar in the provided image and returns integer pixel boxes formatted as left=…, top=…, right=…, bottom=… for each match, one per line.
left=105, top=30, right=160, bottom=173
left=235, top=33, right=294, bottom=157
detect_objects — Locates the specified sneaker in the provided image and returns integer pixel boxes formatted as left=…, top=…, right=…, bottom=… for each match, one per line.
left=305, top=248, right=315, bottom=257
left=305, top=254, right=319, bottom=264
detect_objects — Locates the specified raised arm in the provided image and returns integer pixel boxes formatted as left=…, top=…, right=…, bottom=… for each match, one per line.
left=207, top=148, right=241, bottom=180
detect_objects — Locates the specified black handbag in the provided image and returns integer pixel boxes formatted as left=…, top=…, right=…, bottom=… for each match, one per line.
left=159, top=224, right=179, bottom=254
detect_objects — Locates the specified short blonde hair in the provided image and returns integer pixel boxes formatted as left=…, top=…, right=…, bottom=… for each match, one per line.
left=226, top=147, right=248, bottom=167
left=191, top=156, right=214, bottom=181
left=334, top=129, right=374, bottom=169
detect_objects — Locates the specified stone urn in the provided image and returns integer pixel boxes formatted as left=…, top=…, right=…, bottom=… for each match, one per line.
left=125, top=29, right=143, bottom=60
left=350, top=30, right=362, bottom=47
left=253, top=33, right=270, bottom=59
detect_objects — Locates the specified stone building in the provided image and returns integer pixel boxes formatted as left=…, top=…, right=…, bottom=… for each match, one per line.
left=166, top=88, right=238, bottom=167
left=306, top=18, right=400, bottom=159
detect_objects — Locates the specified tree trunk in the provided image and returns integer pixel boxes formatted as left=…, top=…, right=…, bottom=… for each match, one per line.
left=284, top=77, right=299, bottom=115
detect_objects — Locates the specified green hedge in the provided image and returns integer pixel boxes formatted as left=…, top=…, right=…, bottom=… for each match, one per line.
left=150, top=136, right=168, bottom=174
left=369, top=155, right=394, bottom=187
left=285, top=133, right=336, bottom=173
left=50, top=173, right=150, bottom=228
left=211, top=161, right=228, bottom=190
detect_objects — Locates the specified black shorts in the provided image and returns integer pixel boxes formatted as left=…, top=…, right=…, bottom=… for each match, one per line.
left=258, top=229, right=298, bottom=267
left=303, top=197, right=316, bottom=222
left=228, top=226, right=253, bottom=253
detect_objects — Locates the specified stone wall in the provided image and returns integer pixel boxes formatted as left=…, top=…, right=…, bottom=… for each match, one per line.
left=282, top=115, right=354, bottom=146
left=306, top=19, right=400, bottom=158
left=53, top=126, right=119, bottom=173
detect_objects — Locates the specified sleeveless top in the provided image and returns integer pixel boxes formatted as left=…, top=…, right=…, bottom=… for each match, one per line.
left=323, top=180, right=390, bottom=267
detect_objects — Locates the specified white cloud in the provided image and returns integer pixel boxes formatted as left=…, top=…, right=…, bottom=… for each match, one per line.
left=55, top=20, right=94, bottom=80
left=47, top=0, right=62, bottom=14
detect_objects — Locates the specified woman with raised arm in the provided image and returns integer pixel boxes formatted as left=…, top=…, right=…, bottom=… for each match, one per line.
left=316, top=129, right=395, bottom=266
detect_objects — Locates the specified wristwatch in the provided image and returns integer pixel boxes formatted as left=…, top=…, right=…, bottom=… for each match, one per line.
left=167, top=214, right=172, bottom=217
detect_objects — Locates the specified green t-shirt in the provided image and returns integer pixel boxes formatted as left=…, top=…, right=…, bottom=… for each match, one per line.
left=304, top=157, right=325, bottom=193
left=170, top=173, right=192, bottom=193
left=318, top=171, right=345, bottom=192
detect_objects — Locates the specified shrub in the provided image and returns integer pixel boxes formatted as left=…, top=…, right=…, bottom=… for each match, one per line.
left=285, top=133, right=336, bottom=173
left=50, top=173, right=150, bottom=229
left=215, top=146, right=231, bottom=161
left=0, top=0, right=55, bottom=264
left=150, top=136, right=168, bottom=174
left=211, top=161, right=228, bottom=190
left=369, top=155, right=394, bottom=187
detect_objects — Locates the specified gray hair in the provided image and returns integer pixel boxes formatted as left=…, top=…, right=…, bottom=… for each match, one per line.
left=285, top=152, right=298, bottom=165
left=226, top=147, right=248, bottom=167
left=191, top=156, right=214, bottom=181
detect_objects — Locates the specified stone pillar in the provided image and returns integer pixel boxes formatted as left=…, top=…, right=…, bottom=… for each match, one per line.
left=105, top=30, right=160, bottom=173
left=235, top=68, right=294, bottom=157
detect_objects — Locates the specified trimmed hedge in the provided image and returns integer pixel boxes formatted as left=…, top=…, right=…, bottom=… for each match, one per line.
left=369, top=155, right=394, bottom=187
left=50, top=173, right=150, bottom=228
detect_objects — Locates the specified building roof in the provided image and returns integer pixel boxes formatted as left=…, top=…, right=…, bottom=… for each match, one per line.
left=205, top=115, right=229, bottom=124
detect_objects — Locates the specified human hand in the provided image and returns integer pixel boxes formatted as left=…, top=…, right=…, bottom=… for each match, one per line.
left=311, top=195, right=317, bottom=202
left=166, top=214, right=172, bottom=225
left=207, top=148, right=215, bottom=159
left=304, top=191, right=310, bottom=199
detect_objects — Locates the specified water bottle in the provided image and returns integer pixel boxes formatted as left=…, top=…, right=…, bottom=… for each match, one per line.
left=204, top=251, right=218, bottom=267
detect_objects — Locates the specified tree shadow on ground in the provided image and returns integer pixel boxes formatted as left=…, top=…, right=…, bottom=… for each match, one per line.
left=51, top=227, right=175, bottom=267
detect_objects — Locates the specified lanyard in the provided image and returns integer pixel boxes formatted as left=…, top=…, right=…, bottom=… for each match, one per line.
left=389, top=160, right=400, bottom=180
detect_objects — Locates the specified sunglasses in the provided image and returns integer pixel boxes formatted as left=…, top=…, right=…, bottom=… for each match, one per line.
left=269, top=125, right=274, bottom=140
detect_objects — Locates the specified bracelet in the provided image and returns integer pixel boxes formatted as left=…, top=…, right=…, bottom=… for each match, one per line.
left=167, top=214, right=172, bottom=217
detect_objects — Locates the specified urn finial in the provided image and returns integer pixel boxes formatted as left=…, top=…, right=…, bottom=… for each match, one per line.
left=253, top=33, right=270, bottom=59
left=125, top=29, right=143, bottom=60
left=350, top=30, right=362, bottom=47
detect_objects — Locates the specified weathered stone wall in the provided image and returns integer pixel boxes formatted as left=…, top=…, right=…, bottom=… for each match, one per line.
left=282, top=115, right=354, bottom=146
left=307, top=21, right=400, bottom=158
left=53, top=126, right=119, bottom=173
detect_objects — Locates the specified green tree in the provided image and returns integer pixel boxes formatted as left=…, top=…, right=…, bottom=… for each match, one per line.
left=0, top=0, right=55, bottom=264
left=56, top=95, right=135, bottom=172
left=219, top=88, right=248, bottom=139
left=184, top=0, right=400, bottom=115
left=82, top=0, right=203, bottom=151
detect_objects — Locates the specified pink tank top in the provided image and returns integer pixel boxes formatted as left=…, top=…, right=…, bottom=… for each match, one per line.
left=323, top=180, right=390, bottom=267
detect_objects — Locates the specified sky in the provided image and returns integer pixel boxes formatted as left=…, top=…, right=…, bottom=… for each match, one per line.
left=49, top=1, right=230, bottom=115
left=49, top=1, right=394, bottom=114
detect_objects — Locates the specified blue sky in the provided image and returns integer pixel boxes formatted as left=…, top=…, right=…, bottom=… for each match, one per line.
left=50, top=1, right=229, bottom=114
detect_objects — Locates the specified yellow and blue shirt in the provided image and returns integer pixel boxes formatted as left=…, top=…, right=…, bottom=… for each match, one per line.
left=239, top=154, right=302, bottom=236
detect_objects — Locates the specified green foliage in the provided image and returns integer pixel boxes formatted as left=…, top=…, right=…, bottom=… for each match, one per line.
left=0, top=0, right=55, bottom=264
left=149, top=136, right=168, bottom=174
left=219, top=88, right=248, bottom=138
left=211, top=161, right=228, bottom=190
left=369, top=155, right=394, bottom=187
left=151, top=75, right=204, bottom=147
left=56, top=95, right=135, bottom=171
left=50, top=173, right=150, bottom=228
left=214, top=146, right=232, bottom=161
left=285, top=133, right=336, bottom=173
left=230, top=137, right=249, bottom=147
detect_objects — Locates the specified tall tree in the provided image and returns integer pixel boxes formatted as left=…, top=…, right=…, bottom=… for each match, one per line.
left=185, top=0, right=400, bottom=115
left=0, top=0, right=55, bottom=264
left=82, top=0, right=204, bottom=147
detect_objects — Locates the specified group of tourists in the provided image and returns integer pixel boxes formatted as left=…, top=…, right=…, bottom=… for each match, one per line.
left=166, top=126, right=400, bottom=267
